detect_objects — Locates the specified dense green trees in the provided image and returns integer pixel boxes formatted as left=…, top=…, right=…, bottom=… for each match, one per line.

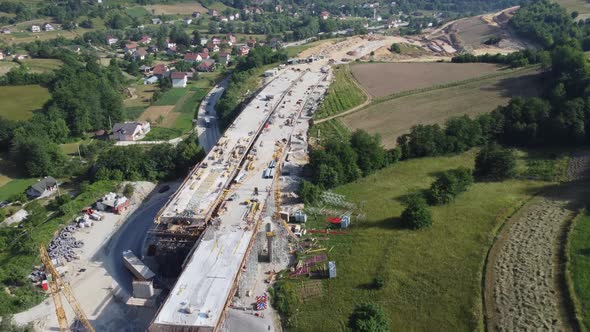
left=270, top=281, right=299, bottom=322
left=309, top=130, right=391, bottom=189
left=474, top=144, right=517, bottom=180
left=298, top=180, right=322, bottom=205
left=349, top=303, right=389, bottom=332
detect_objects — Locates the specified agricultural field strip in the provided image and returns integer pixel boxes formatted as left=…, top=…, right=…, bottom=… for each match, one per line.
left=316, top=65, right=539, bottom=124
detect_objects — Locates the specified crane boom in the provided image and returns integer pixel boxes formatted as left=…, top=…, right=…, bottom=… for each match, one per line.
left=39, top=245, right=95, bottom=332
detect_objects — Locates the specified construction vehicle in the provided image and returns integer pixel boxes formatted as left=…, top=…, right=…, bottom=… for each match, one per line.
left=39, top=245, right=95, bottom=332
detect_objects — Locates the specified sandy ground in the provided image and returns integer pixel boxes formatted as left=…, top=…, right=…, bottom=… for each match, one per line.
left=14, top=182, right=167, bottom=331
left=485, top=153, right=590, bottom=331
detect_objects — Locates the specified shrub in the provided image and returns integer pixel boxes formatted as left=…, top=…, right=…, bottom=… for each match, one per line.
left=298, top=180, right=322, bottom=205
left=373, top=276, right=385, bottom=290
left=349, top=302, right=389, bottom=332
left=427, top=167, right=473, bottom=205
left=401, top=196, right=432, bottom=230
left=269, top=281, right=299, bottom=320
left=123, top=183, right=135, bottom=198
left=474, top=143, right=517, bottom=180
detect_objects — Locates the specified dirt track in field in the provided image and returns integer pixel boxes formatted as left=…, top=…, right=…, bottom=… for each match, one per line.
left=484, top=152, right=590, bottom=332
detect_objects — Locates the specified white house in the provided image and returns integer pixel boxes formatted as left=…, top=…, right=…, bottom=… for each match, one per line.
left=44, top=23, right=54, bottom=31
left=171, top=72, right=188, bottom=88
left=184, top=18, right=193, bottom=24
left=31, top=25, right=41, bottom=33
left=26, top=176, right=58, bottom=199
left=106, top=35, right=119, bottom=46
left=112, top=122, right=151, bottom=141
left=132, top=48, right=148, bottom=60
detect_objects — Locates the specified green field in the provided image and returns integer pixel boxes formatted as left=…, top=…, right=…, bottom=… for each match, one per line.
left=314, top=65, right=367, bottom=120
left=154, top=87, right=190, bottom=106
left=22, top=58, right=62, bottom=73
left=143, top=126, right=183, bottom=140
left=173, top=87, right=207, bottom=131
left=0, top=85, right=51, bottom=121
left=568, top=210, right=590, bottom=330
left=126, top=6, right=151, bottom=18
left=283, top=150, right=548, bottom=331
left=0, top=179, right=37, bottom=201
left=556, top=0, right=590, bottom=18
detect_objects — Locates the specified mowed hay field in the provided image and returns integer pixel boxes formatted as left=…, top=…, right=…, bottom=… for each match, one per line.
left=288, top=150, right=546, bottom=331
left=144, top=2, right=206, bottom=15
left=351, top=62, right=501, bottom=98
left=0, top=85, right=50, bottom=120
left=139, top=105, right=176, bottom=126
left=342, top=67, right=541, bottom=148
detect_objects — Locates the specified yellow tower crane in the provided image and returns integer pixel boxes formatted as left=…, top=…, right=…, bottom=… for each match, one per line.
left=39, top=245, right=95, bottom=332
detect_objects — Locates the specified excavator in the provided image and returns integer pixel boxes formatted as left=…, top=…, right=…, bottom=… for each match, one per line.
left=39, top=245, right=95, bottom=332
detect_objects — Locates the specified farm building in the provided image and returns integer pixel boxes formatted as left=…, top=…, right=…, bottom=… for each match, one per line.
left=209, top=9, right=218, bottom=16
left=0, top=50, right=3, bottom=60
left=152, top=18, right=162, bottom=25
left=96, top=192, right=129, bottom=214
left=192, top=11, right=201, bottom=18
left=171, top=72, right=188, bottom=88
left=26, top=176, right=58, bottom=199
left=2, top=28, right=10, bottom=34
left=43, top=23, right=54, bottom=31
left=144, top=76, right=158, bottom=85
left=31, top=25, right=41, bottom=33
left=112, top=121, right=151, bottom=141
left=184, top=18, right=193, bottom=24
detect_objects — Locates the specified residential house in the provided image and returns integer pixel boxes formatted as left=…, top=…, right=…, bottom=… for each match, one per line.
left=192, top=11, right=201, bottom=18
left=199, top=38, right=208, bottom=46
left=269, top=37, right=282, bottom=49
left=184, top=52, right=201, bottom=63
left=139, top=35, right=152, bottom=44
left=212, top=37, right=221, bottom=45
left=171, top=72, right=188, bottom=88
left=247, top=39, right=257, bottom=48
left=166, top=38, right=176, bottom=49
left=229, top=14, right=235, bottom=21
left=219, top=16, right=228, bottom=22
left=26, top=176, right=58, bottom=199
left=152, top=18, right=162, bottom=24
left=106, top=35, right=119, bottom=46
left=132, top=48, right=148, bottom=60
left=239, top=45, right=250, bottom=56
left=184, top=18, right=193, bottom=24
left=206, top=42, right=220, bottom=52
left=227, top=33, right=237, bottom=44
left=13, top=54, right=27, bottom=60
left=320, top=11, right=330, bottom=20
left=2, top=28, right=10, bottom=34
left=139, top=65, right=152, bottom=75
left=125, top=42, right=138, bottom=53
left=44, top=23, right=54, bottom=31
left=112, top=121, right=151, bottom=141
left=209, top=9, right=218, bottom=16
left=202, top=47, right=209, bottom=53
left=198, top=52, right=209, bottom=60
left=218, top=51, right=230, bottom=65
left=234, top=12, right=240, bottom=19
left=275, top=5, right=283, bottom=12
left=31, top=25, right=41, bottom=33
left=148, top=44, right=159, bottom=53
left=197, top=59, right=215, bottom=72
left=152, top=64, right=169, bottom=78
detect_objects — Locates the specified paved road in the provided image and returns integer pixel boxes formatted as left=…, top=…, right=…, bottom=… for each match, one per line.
left=197, top=78, right=229, bottom=153
left=102, top=187, right=173, bottom=294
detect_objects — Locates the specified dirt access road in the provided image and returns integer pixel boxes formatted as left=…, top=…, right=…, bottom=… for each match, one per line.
left=484, top=152, right=590, bottom=331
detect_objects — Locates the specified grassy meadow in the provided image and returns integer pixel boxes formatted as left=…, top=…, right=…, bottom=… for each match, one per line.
left=285, top=150, right=548, bottom=331
left=314, top=65, right=366, bottom=120
left=568, top=210, right=590, bottom=330
left=0, top=85, right=51, bottom=121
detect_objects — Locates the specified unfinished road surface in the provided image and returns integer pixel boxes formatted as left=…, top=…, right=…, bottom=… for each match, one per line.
left=484, top=153, right=590, bottom=332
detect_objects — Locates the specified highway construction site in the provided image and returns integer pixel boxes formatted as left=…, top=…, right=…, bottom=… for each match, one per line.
left=143, top=65, right=329, bottom=331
